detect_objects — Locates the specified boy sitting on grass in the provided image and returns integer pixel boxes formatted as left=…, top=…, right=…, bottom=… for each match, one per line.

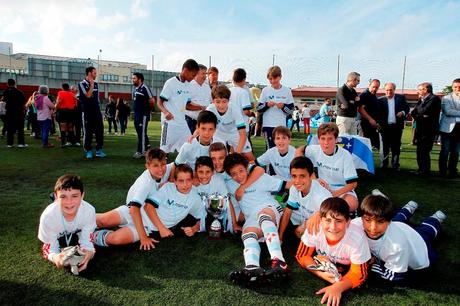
left=94, top=148, right=172, bottom=249
left=353, top=191, right=447, bottom=283
left=296, top=197, right=370, bottom=306
left=224, top=153, right=291, bottom=286
left=278, top=156, right=332, bottom=242
left=38, top=174, right=96, bottom=273
left=255, top=126, right=296, bottom=180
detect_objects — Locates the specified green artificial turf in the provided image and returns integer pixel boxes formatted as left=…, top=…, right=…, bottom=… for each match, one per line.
left=0, top=118, right=459, bottom=305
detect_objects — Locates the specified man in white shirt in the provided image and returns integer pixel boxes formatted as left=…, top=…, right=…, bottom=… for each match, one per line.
left=185, top=64, right=212, bottom=134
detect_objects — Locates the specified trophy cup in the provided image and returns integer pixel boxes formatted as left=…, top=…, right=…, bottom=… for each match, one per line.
left=205, top=193, right=226, bottom=239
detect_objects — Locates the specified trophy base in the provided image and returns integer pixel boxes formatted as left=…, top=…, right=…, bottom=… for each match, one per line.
left=208, top=230, right=223, bottom=240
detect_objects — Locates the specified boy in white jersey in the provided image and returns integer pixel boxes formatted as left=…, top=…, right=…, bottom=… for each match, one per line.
left=157, top=59, right=199, bottom=153
left=297, top=123, right=359, bottom=211
left=146, top=164, right=202, bottom=239
left=224, top=153, right=291, bottom=286
left=256, top=126, right=295, bottom=180
left=174, top=110, right=217, bottom=171
left=94, top=148, right=172, bottom=249
left=296, top=198, right=370, bottom=306
left=194, top=156, right=239, bottom=233
left=353, top=192, right=446, bottom=283
left=230, top=68, right=253, bottom=136
left=184, top=64, right=212, bottom=134
left=38, top=175, right=96, bottom=273
left=257, top=66, right=294, bottom=149
left=207, top=85, right=254, bottom=161
left=278, top=156, right=332, bottom=242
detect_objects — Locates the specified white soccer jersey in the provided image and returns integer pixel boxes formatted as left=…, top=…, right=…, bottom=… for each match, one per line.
left=206, top=102, right=246, bottom=135
left=160, top=76, right=191, bottom=126
left=175, top=137, right=213, bottom=170
left=38, top=200, right=96, bottom=261
left=185, top=79, right=212, bottom=120
left=227, top=173, right=284, bottom=220
left=352, top=218, right=429, bottom=272
left=126, top=163, right=173, bottom=206
left=301, top=223, right=371, bottom=265
left=256, top=145, right=296, bottom=180
left=286, top=180, right=332, bottom=225
left=304, top=145, right=358, bottom=191
left=259, top=85, right=294, bottom=128
left=230, top=86, right=252, bottom=132
left=146, top=183, right=202, bottom=230
left=196, top=174, right=229, bottom=198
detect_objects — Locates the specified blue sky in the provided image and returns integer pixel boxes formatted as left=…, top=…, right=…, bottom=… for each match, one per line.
left=1, top=0, right=459, bottom=91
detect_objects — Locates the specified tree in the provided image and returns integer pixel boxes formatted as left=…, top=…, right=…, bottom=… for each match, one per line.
left=442, top=85, right=452, bottom=94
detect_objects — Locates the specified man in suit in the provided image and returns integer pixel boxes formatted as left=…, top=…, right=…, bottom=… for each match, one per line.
left=411, top=82, right=441, bottom=176
left=336, top=72, right=360, bottom=135
left=439, top=78, right=460, bottom=178
left=378, top=82, right=409, bottom=170
left=358, top=79, right=381, bottom=149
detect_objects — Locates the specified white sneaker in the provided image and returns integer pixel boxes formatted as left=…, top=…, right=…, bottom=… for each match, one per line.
left=132, top=152, right=144, bottom=159
left=371, top=189, right=388, bottom=198
left=432, top=211, right=447, bottom=223
left=403, top=201, right=418, bottom=214
left=17, top=144, right=28, bottom=148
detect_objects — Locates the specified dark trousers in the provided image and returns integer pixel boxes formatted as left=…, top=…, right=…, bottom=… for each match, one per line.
left=439, top=124, right=460, bottom=176
left=74, top=111, right=82, bottom=143
left=416, top=130, right=435, bottom=174
left=6, top=115, right=25, bottom=146
left=290, top=119, right=300, bottom=132
left=185, top=115, right=197, bottom=134
left=150, top=214, right=198, bottom=240
left=262, top=126, right=276, bottom=150
left=107, top=118, right=118, bottom=133
left=381, top=124, right=403, bottom=168
left=38, top=119, right=51, bottom=145
left=118, top=116, right=128, bottom=134
left=82, top=112, right=104, bottom=151
left=134, top=115, right=150, bottom=153
left=0, top=114, right=6, bottom=136
left=362, top=122, right=380, bottom=149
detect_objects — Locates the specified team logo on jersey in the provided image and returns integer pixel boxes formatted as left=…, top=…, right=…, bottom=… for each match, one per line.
left=176, top=90, right=189, bottom=95
left=316, top=162, right=339, bottom=172
left=166, top=199, right=188, bottom=209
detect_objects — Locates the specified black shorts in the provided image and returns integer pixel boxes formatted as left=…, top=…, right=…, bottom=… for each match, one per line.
left=56, top=109, right=75, bottom=123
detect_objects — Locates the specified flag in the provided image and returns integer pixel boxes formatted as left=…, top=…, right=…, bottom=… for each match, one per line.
left=337, top=135, right=375, bottom=174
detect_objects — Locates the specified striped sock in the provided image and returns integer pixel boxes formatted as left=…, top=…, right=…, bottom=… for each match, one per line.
left=242, top=232, right=261, bottom=267
left=259, top=214, right=284, bottom=261
left=93, top=229, right=112, bottom=247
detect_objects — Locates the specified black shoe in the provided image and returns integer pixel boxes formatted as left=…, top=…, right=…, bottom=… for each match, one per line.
left=229, top=265, right=265, bottom=286
left=265, top=259, right=291, bottom=282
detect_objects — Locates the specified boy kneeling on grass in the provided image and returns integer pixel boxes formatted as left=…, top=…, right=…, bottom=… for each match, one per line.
left=296, top=197, right=370, bottom=306
left=352, top=190, right=447, bottom=283
left=38, top=174, right=96, bottom=274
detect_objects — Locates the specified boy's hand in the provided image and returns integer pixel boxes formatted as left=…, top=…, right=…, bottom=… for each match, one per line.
left=235, top=185, right=245, bottom=201
left=306, top=211, right=321, bottom=235
left=317, top=179, right=330, bottom=191
left=294, top=224, right=306, bottom=238
left=276, top=102, right=284, bottom=109
left=181, top=226, right=197, bottom=237
left=232, top=222, right=242, bottom=234
left=139, top=236, right=158, bottom=250
left=53, top=252, right=66, bottom=268
left=316, top=283, right=343, bottom=306
left=267, top=101, right=275, bottom=107
left=78, top=250, right=95, bottom=272
left=164, top=111, right=174, bottom=120
left=159, top=227, right=174, bottom=238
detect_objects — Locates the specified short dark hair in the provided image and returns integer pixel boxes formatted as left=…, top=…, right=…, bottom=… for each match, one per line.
left=452, top=78, right=460, bottom=85
left=212, top=84, right=231, bottom=100
left=145, top=147, right=167, bottom=164
left=182, top=59, right=199, bottom=72
left=290, top=156, right=314, bottom=175
left=208, top=66, right=219, bottom=74
left=195, top=156, right=214, bottom=172
left=267, top=66, right=282, bottom=78
left=233, top=68, right=247, bottom=83
left=272, top=126, right=291, bottom=139
left=369, top=79, right=380, bottom=85
left=209, top=142, right=227, bottom=154
left=360, top=195, right=395, bottom=222
left=320, top=197, right=350, bottom=220
left=224, top=153, right=249, bottom=175
left=7, top=79, right=15, bottom=86
left=318, top=123, right=339, bottom=138
left=197, top=110, right=217, bottom=127
left=85, top=66, right=96, bottom=75
left=132, top=72, right=144, bottom=82
left=62, top=83, right=70, bottom=91
left=174, top=163, right=194, bottom=180
left=418, top=82, right=433, bottom=94
left=54, top=174, right=84, bottom=194
left=198, top=64, right=207, bottom=71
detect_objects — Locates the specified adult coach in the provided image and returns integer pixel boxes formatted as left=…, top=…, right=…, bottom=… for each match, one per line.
left=185, top=64, right=212, bottom=134
left=3, top=78, right=27, bottom=148
left=336, top=72, right=360, bottom=135
left=439, top=78, right=460, bottom=178
left=378, top=82, right=409, bottom=170
left=132, top=72, right=155, bottom=159
left=411, top=82, right=441, bottom=177
left=79, top=66, right=106, bottom=159
left=358, top=79, right=381, bottom=149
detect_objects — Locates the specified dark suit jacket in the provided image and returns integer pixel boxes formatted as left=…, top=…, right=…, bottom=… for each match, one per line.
left=411, top=93, right=441, bottom=134
left=378, top=94, right=410, bottom=130
left=336, top=84, right=358, bottom=117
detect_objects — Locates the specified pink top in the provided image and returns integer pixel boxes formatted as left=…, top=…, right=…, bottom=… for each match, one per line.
left=37, top=96, right=54, bottom=121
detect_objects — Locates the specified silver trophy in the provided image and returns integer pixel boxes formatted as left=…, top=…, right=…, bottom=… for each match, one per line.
left=204, top=193, right=227, bottom=238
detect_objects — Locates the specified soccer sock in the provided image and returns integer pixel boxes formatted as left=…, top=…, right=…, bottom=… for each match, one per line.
left=93, top=229, right=112, bottom=247
left=60, top=131, right=66, bottom=145
left=67, top=131, right=75, bottom=144
left=258, top=214, right=285, bottom=262
left=242, top=232, right=261, bottom=267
